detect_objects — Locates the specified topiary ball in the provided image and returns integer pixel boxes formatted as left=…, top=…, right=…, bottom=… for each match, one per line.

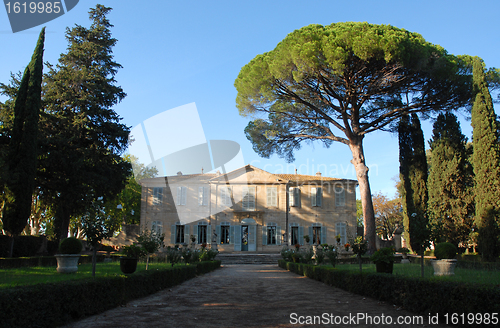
left=59, top=237, right=83, bottom=254
left=434, top=242, right=457, bottom=259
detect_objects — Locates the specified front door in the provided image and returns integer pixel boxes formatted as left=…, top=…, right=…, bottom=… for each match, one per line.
left=241, top=225, right=248, bottom=251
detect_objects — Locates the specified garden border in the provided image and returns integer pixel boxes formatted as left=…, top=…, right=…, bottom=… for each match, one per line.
left=279, top=260, right=499, bottom=318
left=0, top=260, right=221, bottom=328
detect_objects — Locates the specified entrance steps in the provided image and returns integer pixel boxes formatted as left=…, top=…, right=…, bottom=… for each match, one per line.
left=216, top=253, right=282, bottom=265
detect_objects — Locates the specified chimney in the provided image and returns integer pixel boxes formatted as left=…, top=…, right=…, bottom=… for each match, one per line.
left=177, top=171, right=182, bottom=176
left=201, top=167, right=204, bottom=174
left=316, top=172, right=322, bottom=177
left=295, top=168, right=298, bottom=175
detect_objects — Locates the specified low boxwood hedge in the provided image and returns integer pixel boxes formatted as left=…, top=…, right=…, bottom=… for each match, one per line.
left=279, top=260, right=500, bottom=317
left=0, top=260, right=221, bottom=328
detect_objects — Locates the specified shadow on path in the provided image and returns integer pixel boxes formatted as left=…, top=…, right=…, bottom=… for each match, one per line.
left=63, top=264, right=450, bottom=327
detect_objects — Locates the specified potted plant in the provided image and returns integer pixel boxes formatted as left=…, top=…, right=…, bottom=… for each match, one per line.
left=370, top=247, right=395, bottom=274
left=398, top=247, right=410, bottom=263
left=303, top=235, right=310, bottom=244
left=120, top=244, right=146, bottom=274
left=431, top=242, right=457, bottom=276
left=55, top=237, right=83, bottom=273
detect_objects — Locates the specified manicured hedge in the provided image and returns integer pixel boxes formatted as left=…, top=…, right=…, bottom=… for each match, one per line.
left=0, top=260, right=221, bottom=328
left=279, top=260, right=500, bottom=317
left=0, top=254, right=114, bottom=269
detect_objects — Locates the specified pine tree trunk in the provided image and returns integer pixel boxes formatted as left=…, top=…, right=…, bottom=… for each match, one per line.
left=349, top=137, right=376, bottom=254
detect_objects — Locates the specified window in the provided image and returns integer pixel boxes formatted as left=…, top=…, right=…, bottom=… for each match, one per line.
left=262, top=223, right=281, bottom=245
left=291, top=226, right=299, bottom=245
left=176, top=186, right=187, bottom=205
left=198, top=186, right=208, bottom=206
left=312, top=226, right=321, bottom=244
left=336, top=222, right=347, bottom=245
left=266, top=187, right=277, bottom=207
left=220, top=186, right=232, bottom=206
left=152, top=187, right=163, bottom=205
left=267, top=226, right=277, bottom=245
left=335, top=186, right=345, bottom=207
left=289, top=187, right=301, bottom=207
left=198, top=224, right=208, bottom=244
left=175, top=225, right=185, bottom=244
left=311, top=187, right=322, bottom=207
left=242, top=186, right=256, bottom=211
left=220, top=224, right=230, bottom=244
left=151, top=221, right=163, bottom=235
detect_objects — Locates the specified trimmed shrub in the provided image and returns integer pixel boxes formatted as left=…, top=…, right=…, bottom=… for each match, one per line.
left=434, top=242, right=457, bottom=259
left=0, top=260, right=221, bottom=328
left=59, top=237, right=83, bottom=254
left=278, top=260, right=500, bottom=318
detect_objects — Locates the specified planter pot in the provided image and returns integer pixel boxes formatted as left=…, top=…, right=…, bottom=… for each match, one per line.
left=55, top=254, right=81, bottom=273
left=375, top=261, right=394, bottom=274
left=120, top=257, right=138, bottom=274
left=431, top=259, right=457, bottom=276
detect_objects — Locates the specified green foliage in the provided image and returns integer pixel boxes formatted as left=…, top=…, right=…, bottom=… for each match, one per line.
left=399, top=114, right=430, bottom=253
left=2, top=28, right=45, bottom=238
left=428, top=112, right=474, bottom=248
left=370, top=247, right=395, bottom=264
left=279, top=260, right=500, bottom=317
left=280, top=246, right=293, bottom=262
left=314, top=247, right=325, bottom=265
left=38, top=5, right=131, bottom=242
left=121, top=244, right=146, bottom=259
left=350, top=236, right=368, bottom=257
left=0, top=261, right=220, bottom=328
left=165, top=246, right=183, bottom=266
left=476, top=206, right=500, bottom=262
left=434, top=242, right=457, bottom=260
left=236, top=22, right=471, bottom=255
left=58, top=237, right=82, bottom=254
left=471, top=57, right=500, bottom=261
left=138, top=229, right=164, bottom=254
left=0, top=235, right=45, bottom=258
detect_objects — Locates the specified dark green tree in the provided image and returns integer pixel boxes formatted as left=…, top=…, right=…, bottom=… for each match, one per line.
left=428, top=112, right=474, bottom=249
left=399, top=114, right=430, bottom=277
left=235, top=22, right=471, bottom=253
left=2, top=28, right=45, bottom=255
left=471, top=57, right=500, bottom=261
left=39, top=5, right=131, bottom=243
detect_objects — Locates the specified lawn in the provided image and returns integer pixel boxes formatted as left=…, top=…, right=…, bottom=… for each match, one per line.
left=333, top=262, right=500, bottom=286
left=0, top=261, right=182, bottom=289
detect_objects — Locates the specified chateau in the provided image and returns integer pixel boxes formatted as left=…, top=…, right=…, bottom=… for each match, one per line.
left=139, top=165, right=358, bottom=252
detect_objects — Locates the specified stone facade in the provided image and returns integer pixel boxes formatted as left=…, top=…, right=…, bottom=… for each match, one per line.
left=139, top=165, right=358, bottom=252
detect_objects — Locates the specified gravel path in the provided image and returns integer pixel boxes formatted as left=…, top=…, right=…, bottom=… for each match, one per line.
left=63, top=264, right=451, bottom=328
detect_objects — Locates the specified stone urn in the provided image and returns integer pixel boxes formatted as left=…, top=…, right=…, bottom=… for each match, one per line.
left=55, top=254, right=81, bottom=273
left=431, top=259, right=457, bottom=276
left=120, top=257, right=138, bottom=274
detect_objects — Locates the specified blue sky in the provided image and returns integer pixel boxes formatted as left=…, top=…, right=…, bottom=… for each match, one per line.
left=1, top=0, right=499, bottom=198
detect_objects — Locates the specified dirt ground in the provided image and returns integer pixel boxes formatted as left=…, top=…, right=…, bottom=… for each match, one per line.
left=62, top=264, right=452, bottom=328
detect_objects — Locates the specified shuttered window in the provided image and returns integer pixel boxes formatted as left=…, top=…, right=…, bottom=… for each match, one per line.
left=336, top=222, right=347, bottom=245
left=266, top=187, right=277, bottom=207
left=151, top=221, right=163, bottom=235
left=176, top=186, right=187, bottom=206
left=220, top=186, right=232, bottom=206
left=152, top=187, right=163, bottom=205
left=198, top=186, right=208, bottom=206
left=335, top=186, right=345, bottom=207
left=289, top=187, right=301, bottom=207
left=242, top=186, right=256, bottom=211
left=311, top=187, right=322, bottom=207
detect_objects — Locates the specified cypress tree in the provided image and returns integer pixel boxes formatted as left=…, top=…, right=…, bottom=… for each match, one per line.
left=399, top=114, right=430, bottom=276
left=471, top=57, right=500, bottom=261
left=3, top=28, right=45, bottom=245
left=428, top=112, right=474, bottom=249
